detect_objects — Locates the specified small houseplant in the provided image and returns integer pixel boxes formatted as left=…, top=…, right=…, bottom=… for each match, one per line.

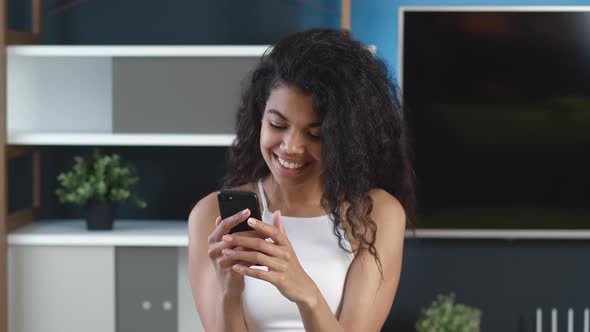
left=416, top=293, right=482, bottom=332
left=56, top=149, right=146, bottom=230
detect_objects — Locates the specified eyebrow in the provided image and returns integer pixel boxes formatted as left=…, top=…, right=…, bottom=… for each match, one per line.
left=267, top=109, right=321, bottom=128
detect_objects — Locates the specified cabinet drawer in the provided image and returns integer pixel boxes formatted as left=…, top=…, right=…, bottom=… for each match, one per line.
left=116, top=247, right=177, bottom=332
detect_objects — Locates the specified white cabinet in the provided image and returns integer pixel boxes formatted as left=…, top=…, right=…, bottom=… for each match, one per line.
left=7, top=220, right=204, bottom=332
left=8, top=245, right=116, bottom=332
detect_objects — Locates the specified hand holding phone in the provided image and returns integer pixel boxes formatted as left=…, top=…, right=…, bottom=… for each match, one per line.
left=217, top=190, right=262, bottom=234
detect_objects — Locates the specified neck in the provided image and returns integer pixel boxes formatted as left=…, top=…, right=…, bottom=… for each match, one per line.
left=263, top=175, right=324, bottom=211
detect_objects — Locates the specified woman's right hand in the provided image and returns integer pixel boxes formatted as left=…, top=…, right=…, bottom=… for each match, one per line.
left=207, top=208, right=260, bottom=296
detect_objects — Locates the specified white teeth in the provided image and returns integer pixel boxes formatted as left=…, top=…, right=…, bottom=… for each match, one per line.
left=277, top=157, right=303, bottom=169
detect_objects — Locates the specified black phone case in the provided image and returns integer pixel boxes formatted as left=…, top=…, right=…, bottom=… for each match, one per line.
left=217, top=190, right=262, bottom=234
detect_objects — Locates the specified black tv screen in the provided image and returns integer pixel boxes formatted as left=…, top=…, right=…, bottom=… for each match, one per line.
left=401, top=8, right=590, bottom=229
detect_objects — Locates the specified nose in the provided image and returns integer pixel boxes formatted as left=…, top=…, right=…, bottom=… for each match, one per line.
left=281, top=130, right=305, bottom=155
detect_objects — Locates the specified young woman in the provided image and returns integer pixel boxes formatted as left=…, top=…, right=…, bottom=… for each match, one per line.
left=188, top=28, right=415, bottom=332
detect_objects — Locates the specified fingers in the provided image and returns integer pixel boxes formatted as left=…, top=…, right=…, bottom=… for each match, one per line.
left=208, top=213, right=265, bottom=268
left=222, top=234, right=286, bottom=258
left=243, top=217, right=288, bottom=246
left=209, top=209, right=251, bottom=242
left=207, top=239, right=234, bottom=259
left=209, top=241, right=254, bottom=268
left=232, top=264, right=275, bottom=284
left=222, top=248, right=284, bottom=271
left=220, top=209, right=251, bottom=234
left=208, top=239, right=256, bottom=259
left=233, top=229, right=267, bottom=239
left=272, top=210, right=286, bottom=235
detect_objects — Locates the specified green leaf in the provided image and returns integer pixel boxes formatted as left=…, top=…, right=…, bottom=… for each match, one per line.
left=416, top=293, right=481, bottom=332
left=55, top=151, right=147, bottom=209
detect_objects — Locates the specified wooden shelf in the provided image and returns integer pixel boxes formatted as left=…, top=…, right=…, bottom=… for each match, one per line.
left=7, top=45, right=271, bottom=57
left=7, top=132, right=235, bottom=146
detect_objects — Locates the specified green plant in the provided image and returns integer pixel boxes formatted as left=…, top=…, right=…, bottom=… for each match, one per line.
left=56, top=150, right=147, bottom=208
left=416, top=293, right=481, bottom=332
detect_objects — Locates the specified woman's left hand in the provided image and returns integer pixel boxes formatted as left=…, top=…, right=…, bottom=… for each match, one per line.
left=221, top=210, right=318, bottom=305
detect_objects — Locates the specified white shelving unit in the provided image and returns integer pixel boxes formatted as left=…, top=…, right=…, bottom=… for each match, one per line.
left=8, top=132, right=235, bottom=146
left=7, top=45, right=268, bottom=146
left=5, top=45, right=266, bottom=332
left=7, top=220, right=189, bottom=246
left=7, top=45, right=270, bottom=57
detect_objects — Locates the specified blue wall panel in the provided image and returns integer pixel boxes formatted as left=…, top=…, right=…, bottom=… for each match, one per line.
left=9, top=0, right=341, bottom=44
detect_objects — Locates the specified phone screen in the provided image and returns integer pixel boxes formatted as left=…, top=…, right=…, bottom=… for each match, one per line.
left=217, top=190, right=262, bottom=234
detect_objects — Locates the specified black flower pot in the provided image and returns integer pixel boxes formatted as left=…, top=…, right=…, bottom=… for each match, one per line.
left=85, top=202, right=117, bottom=230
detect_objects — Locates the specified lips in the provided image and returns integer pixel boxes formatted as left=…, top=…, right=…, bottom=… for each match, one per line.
left=277, top=156, right=304, bottom=169
left=273, top=153, right=309, bottom=174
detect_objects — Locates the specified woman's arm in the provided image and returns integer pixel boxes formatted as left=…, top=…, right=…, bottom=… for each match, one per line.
left=188, top=192, right=249, bottom=332
left=336, top=189, right=406, bottom=331
left=223, top=189, right=405, bottom=332
left=282, top=189, right=406, bottom=332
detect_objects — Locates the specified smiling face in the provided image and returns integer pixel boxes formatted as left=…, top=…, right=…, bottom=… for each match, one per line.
left=260, top=85, right=323, bottom=187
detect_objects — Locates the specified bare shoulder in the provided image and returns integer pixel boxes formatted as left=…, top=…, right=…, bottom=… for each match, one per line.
left=368, top=188, right=407, bottom=230
left=193, top=191, right=219, bottom=214
left=188, top=192, right=220, bottom=239
left=342, top=189, right=406, bottom=252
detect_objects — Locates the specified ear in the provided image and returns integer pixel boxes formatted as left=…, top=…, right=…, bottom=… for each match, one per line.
left=272, top=210, right=285, bottom=234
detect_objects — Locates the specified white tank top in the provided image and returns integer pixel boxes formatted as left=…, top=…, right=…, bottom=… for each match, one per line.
left=241, top=179, right=354, bottom=332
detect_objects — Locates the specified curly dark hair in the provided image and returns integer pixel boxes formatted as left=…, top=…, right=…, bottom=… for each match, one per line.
left=223, top=28, right=415, bottom=274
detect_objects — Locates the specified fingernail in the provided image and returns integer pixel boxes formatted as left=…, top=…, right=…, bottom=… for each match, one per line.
left=233, top=265, right=242, bottom=272
left=222, top=249, right=234, bottom=256
left=241, top=209, right=249, bottom=215
left=247, top=218, right=256, bottom=226
left=222, top=235, right=233, bottom=242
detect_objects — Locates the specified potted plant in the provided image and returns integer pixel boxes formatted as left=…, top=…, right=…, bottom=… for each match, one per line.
left=416, top=293, right=482, bottom=332
left=56, top=149, right=147, bottom=230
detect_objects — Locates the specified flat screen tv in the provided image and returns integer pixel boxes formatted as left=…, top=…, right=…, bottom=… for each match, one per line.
left=400, top=7, right=590, bottom=229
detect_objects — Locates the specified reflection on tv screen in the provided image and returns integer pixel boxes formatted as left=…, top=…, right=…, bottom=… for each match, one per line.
left=402, top=11, right=590, bottom=229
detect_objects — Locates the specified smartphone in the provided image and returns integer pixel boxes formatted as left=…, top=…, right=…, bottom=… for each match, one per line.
left=217, top=190, right=262, bottom=234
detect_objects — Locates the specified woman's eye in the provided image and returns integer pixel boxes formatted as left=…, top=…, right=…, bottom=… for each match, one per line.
left=308, top=132, right=322, bottom=140
left=269, top=122, right=286, bottom=130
